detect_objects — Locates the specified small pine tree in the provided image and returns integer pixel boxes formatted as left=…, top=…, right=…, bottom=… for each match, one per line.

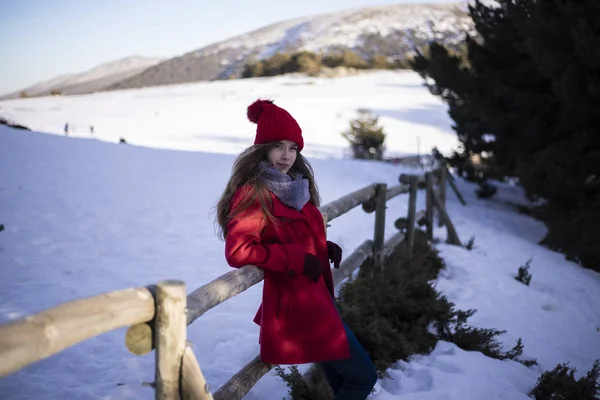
left=275, top=365, right=333, bottom=400
left=530, top=360, right=600, bottom=400
left=515, top=258, right=532, bottom=286
left=342, top=110, right=386, bottom=160
left=436, top=309, right=537, bottom=368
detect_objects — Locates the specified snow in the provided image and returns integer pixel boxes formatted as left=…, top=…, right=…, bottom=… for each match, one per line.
left=1, top=56, right=165, bottom=99
left=1, top=70, right=599, bottom=400
left=61, top=56, right=166, bottom=86
left=199, top=3, right=474, bottom=58
left=0, top=70, right=458, bottom=159
left=375, top=341, right=538, bottom=400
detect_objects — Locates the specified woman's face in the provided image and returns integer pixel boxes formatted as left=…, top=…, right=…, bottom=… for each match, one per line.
left=267, top=140, right=298, bottom=174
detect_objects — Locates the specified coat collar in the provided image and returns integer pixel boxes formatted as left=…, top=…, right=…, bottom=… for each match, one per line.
left=270, top=192, right=307, bottom=220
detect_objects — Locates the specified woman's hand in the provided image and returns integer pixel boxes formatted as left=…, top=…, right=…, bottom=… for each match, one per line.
left=326, top=241, right=342, bottom=269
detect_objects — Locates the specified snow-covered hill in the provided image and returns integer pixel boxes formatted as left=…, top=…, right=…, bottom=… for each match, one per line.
left=207, top=3, right=470, bottom=54
left=4, top=3, right=472, bottom=97
left=107, top=3, right=473, bottom=90
left=0, top=56, right=165, bottom=99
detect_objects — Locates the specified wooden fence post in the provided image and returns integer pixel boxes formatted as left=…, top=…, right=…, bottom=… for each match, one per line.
left=438, top=167, right=447, bottom=227
left=446, top=167, right=467, bottom=206
left=406, top=176, right=418, bottom=259
left=372, top=183, right=387, bottom=272
left=431, top=189, right=461, bottom=245
left=181, top=345, right=214, bottom=400
left=426, top=172, right=434, bottom=241
left=155, top=280, right=187, bottom=400
left=213, top=356, right=272, bottom=400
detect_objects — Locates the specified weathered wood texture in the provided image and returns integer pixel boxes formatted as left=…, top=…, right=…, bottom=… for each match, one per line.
left=406, top=176, right=418, bottom=258
left=438, top=167, right=447, bottom=227
left=0, top=287, right=154, bottom=377
left=181, top=345, right=214, bottom=400
left=399, top=173, right=426, bottom=186
left=382, top=231, right=405, bottom=261
left=426, top=172, right=434, bottom=240
left=372, top=183, right=388, bottom=271
left=126, top=322, right=154, bottom=356
left=386, top=184, right=410, bottom=200
left=213, top=355, right=272, bottom=400
left=320, top=184, right=377, bottom=222
left=186, top=266, right=264, bottom=325
left=447, top=169, right=467, bottom=206
left=362, top=184, right=409, bottom=213
left=432, top=189, right=461, bottom=245
left=127, top=266, right=265, bottom=356
left=155, top=280, right=187, bottom=400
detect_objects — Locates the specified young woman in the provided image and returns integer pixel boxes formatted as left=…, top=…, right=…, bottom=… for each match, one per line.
left=216, top=99, right=377, bottom=399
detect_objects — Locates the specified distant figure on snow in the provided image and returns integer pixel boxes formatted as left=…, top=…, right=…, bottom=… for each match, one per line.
left=64, top=122, right=69, bottom=135
left=90, top=125, right=94, bottom=134
left=215, top=99, right=378, bottom=399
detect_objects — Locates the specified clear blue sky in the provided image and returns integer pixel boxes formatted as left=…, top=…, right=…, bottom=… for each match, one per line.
left=0, top=0, right=456, bottom=95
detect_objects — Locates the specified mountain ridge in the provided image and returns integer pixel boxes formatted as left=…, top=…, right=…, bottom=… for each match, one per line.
left=1, top=55, right=165, bottom=100
left=3, top=2, right=473, bottom=98
left=108, top=2, right=472, bottom=91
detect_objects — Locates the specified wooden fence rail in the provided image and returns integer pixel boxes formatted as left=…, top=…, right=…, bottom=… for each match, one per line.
left=0, top=153, right=467, bottom=400
left=0, top=287, right=154, bottom=377
left=320, top=184, right=377, bottom=222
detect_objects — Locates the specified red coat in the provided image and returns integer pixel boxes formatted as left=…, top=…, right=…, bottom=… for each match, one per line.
left=225, top=186, right=350, bottom=364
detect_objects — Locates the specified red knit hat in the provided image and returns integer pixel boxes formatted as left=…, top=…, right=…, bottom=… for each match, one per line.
left=247, top=99, right=304, bottom=151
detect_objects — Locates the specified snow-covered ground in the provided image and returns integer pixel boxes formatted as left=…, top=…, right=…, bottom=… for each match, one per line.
left=1, top=71, right=598, bottom=400
left=0, top=70, right=457, bottom=159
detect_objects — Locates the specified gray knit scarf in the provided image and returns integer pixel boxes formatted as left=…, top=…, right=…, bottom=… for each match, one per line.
left=259, top=161, right=310, bottom=211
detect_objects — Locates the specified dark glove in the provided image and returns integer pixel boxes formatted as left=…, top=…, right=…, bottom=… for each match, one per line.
left=327, top=241, right=342, bottom=269
left=303, top=253, right=323, bottom=282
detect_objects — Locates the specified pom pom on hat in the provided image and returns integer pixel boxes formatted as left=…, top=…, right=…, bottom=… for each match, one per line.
left=247, top=99, right=304, bottom=151
left=247, top=99, right=273, bottom=124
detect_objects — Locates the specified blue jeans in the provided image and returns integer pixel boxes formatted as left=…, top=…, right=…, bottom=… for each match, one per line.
left=318, top=323, right=378, bottom=399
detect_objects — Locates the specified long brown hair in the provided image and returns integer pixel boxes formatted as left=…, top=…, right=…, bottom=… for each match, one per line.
left=215, top=142, right=320, bottom=239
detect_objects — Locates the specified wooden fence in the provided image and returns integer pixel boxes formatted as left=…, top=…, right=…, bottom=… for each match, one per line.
left=0, top=155, right=465, bottom=400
